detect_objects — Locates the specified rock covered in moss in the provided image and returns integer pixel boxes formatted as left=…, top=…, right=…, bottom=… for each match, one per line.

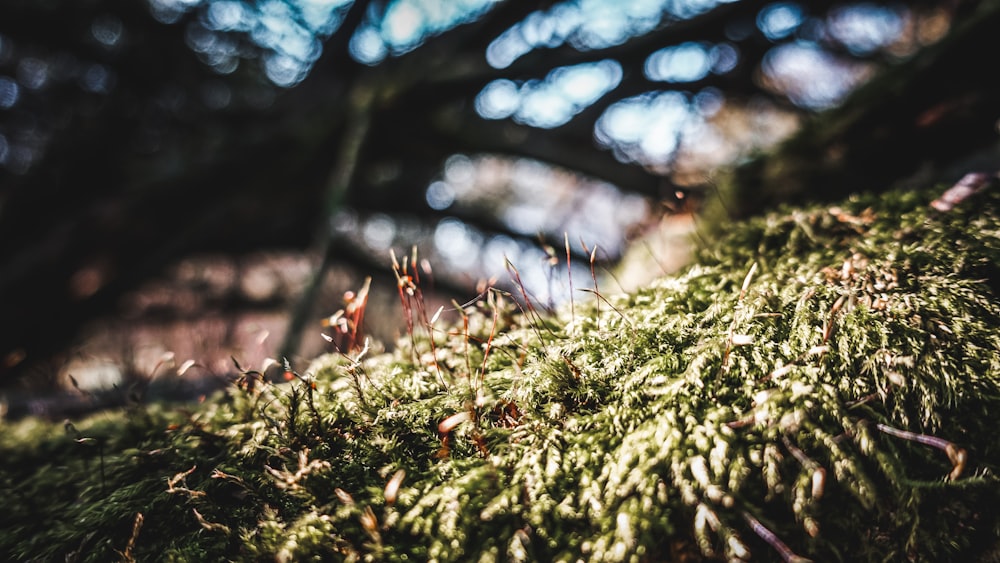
left=3, top=181, right=1000, bottom=562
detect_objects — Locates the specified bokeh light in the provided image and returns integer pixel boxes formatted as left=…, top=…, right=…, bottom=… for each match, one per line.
left=644, top=42, right=712, bottom=83
left=362, top=213, right=397, bottom=251
left=18, top=58, right=50, bottom=91
left=425, top=180, right=456, bottom=210
left=475, top=78, right=519, bottom=119
left=91, top=14, right=125, bottom=48
left=350, top=0, right=501, bottom=64
left=762, top=40, right=872, bottom=109
left=79, top=63, right=115, bottom=94
left=475, top=60, right=621, bottom=128
left=596, top=91, right=698, bottom=164
left=206, top=1, right=250, bottom=32
left=150, top=0, right=355, bottom=86
left=486, top=0, right=732, bottom=69
left=0, top=76, right=18, bottom=108
left=757, top=2, right=804, bottom=41
left=434, top=217, right=483, bottom=271
left=826, top=3, right=905, bottom=55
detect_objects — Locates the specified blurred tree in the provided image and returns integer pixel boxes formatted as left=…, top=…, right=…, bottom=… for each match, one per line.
left=0, top=0, right=993, bottom=383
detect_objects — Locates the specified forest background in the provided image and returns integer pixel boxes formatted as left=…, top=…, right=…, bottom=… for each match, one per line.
left=1, top=0, right=998, bottom=416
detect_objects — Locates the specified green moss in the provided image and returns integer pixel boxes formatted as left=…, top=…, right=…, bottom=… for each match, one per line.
left=4, top=182, right=1000, bottom=562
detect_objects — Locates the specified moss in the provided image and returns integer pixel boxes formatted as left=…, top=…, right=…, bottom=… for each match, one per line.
left=3, top=181, right=1000, bottom=562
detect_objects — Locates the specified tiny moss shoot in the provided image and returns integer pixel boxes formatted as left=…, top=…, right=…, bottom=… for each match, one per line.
left=3, top=180, right=1000, bottom=562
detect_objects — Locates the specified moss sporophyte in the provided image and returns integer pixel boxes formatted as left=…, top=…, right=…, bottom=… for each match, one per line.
left=2, top=179, right=1000, bottom=562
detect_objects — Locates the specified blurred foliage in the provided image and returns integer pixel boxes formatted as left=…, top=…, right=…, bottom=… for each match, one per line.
left=2, top=176, right=1000, bottom=561
left=0, top=0, right=991, bottom=381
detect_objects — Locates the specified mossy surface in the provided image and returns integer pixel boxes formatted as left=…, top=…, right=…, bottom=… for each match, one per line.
left=3, top=183, right=1000, bottom=562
